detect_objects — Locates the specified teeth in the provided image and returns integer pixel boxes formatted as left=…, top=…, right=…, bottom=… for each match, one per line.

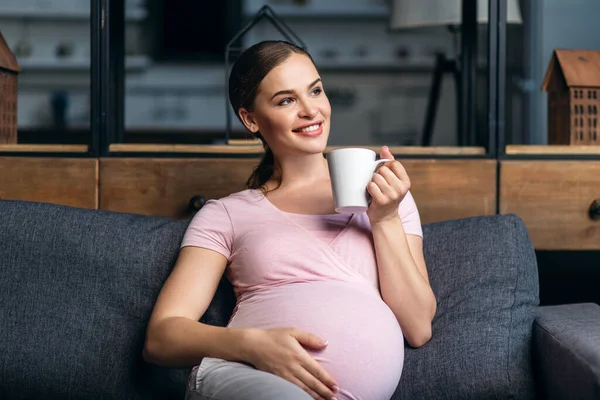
left=297, top=124, right=320, bottom=133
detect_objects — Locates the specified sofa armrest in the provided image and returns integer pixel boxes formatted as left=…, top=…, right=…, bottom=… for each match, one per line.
left=532, top=303, right=600, bottom=400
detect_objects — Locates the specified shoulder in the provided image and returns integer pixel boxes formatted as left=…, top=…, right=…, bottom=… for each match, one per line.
left=216, top=189, right=263, bottom=212
left=193, top=189, right=263, bottom=224
left=182, top=189, right=266, bottom=249
left=221, top=188, right=260, bottom=202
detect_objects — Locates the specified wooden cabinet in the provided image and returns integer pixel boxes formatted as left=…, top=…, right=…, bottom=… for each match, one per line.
left=0, top=157, right=98, bottom=209
left=97, top=157, right=497, bottom=223
left=402, top=159, right=497, bottom=224
left=99, top=158, right=258, bottom=218
left=500, top=160, right=600, bottom=250
left=7, top=149, right=600, bottom=251
left=0, top=155, right=497, bottom=230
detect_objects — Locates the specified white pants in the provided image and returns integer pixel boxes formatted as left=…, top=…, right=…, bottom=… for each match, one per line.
left=185, top=357, right=313, bottom=400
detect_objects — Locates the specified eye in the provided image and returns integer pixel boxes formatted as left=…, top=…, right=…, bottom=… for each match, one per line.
left=278, top=97, right=293, bottom=106
left=311, top=87, right=323, bottom=96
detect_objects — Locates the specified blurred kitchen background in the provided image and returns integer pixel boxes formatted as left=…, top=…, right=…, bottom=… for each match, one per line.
left=2, top=0, right=600, bottom=148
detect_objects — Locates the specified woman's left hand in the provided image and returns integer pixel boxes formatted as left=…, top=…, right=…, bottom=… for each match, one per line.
left=366, top=146, right=411, bottom=224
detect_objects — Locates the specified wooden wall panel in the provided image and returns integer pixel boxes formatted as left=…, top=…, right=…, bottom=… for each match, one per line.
left=99, top=157, right=497, bottom=223
left=0, top=157, right=98, bottom=209
left=99, top=158, right=259, bottom=218
left=402, top=159, right=497, bottom=224
left=501, top=160, right=600, bottom=250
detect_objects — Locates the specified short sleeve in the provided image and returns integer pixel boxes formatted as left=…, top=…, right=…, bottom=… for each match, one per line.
left=398, top=190, right=423, bottom=238
left=180, top=199, right=234, bottom=259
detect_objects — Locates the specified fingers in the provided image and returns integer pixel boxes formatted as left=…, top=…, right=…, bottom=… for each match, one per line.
left=372, top=172, right=397, bottom=200
left=301, top=357, right=338, bottom=392
left=367, top=180, right=386, bottom=204
left=277, top=328, right=339, bottom=399
left=389, top=160, right=410, bottom=184
left=295, top=365, right=337, bottom=400
left=380, top=145, right=395, bottom=161
left=287, top=376, right=326, bottom=400
left=379, top=162, right=410, bottom=188
left=291, top=329, right=328, bottom=349
left=371, top=163, right=410, bottom=200
left=375, top=168, right=406, bottom=199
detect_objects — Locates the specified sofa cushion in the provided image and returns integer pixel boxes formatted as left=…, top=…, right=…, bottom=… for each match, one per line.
left=0, top=200, right=233, bottom=399
left=394, top=214, right=539, bottom=400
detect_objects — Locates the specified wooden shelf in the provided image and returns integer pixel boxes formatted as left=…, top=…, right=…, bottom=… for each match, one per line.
left=1, top=143, right=485, bottom=156
left=109, top=143, right=486, bottom=156
left=109, top=144, right=265, bottom=154
left=0, top=158, right=98, bottom=209
left=326, top=146, right=487, bottom=155
left=0, top=144, right=89, bottom=153
left=506, top=145, right=600, bottom=155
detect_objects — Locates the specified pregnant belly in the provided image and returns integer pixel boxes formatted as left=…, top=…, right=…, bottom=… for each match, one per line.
left=227, top=281, right=404, bottom=400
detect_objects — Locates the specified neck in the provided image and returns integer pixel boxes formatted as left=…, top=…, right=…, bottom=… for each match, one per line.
left=272, top=152, right=330, bottom=190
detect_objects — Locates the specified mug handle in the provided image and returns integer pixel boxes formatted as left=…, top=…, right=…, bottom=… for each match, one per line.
left=373, top=158, right=392, bottom=171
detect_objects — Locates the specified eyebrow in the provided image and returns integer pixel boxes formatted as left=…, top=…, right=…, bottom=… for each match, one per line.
left=270, top=78, right=322, bottom=100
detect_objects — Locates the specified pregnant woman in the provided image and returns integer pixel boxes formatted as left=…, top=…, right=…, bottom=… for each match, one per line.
left=143, top=40, right=437, bottom=400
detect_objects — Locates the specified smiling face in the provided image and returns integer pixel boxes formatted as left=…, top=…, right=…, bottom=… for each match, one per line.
left=238, top=52, right=331, bottom=157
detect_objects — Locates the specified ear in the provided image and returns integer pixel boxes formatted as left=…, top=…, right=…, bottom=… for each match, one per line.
left=238, top=108, right=259, bottom=134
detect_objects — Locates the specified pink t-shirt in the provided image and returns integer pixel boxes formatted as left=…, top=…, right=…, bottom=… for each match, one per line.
left=181, top=189, right=422, bottom=400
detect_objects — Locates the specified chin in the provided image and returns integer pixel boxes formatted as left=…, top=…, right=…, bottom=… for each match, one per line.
left=298, top=135, right=328, bottom=155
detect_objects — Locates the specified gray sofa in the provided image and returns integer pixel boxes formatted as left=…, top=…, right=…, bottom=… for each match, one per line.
left=1, top=199, right=599, bottom=400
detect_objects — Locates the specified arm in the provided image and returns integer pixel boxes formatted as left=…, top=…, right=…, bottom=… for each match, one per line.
left=144, top=246, right=339, bottom=400
left=145, top=213, right=339, bottom=400
left=371, top=219, right=436, bottom=348
left=533, top=303, right=600, bottom=400
left=367, top=146, right=436, bottom=348
left=143, top=246, right=251, bottom=367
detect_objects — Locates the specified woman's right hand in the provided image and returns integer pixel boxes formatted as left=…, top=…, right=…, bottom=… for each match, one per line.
left=243, top=327, right=339, bottom=400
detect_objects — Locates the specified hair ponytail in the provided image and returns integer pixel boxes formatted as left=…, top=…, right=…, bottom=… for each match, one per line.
left=246, top=139, right=278, bottom=191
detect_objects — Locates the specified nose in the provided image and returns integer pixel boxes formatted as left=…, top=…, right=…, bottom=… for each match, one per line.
left=298, top=97, right=318, bottom=119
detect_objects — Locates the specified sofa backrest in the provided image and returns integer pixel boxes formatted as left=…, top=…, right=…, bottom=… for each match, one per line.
left=0, top=200, right=539, bottom=400
left=0, top=200, right=220, bottom=399
left=396, top=214, right=539, bottom=400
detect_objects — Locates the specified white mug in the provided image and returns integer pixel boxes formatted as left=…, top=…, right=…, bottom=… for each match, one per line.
left=327, top=148, right=392, bottom=214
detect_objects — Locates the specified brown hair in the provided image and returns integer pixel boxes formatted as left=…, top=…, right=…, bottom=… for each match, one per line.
left=228, top=40, right=315, bottom=191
